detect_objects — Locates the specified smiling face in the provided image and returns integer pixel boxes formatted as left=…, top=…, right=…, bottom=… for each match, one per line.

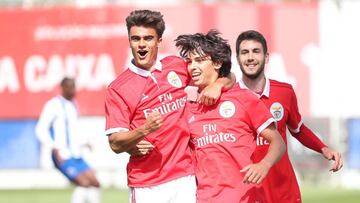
left=237, top=39, right=269, bottom=79
left=129, top=26, right=162, bottom=70
left=187, top=51, right=221, bottom=90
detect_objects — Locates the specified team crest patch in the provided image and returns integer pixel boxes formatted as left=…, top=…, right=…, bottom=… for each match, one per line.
left=219, top=101, right=235, bottom=118
left=270, top=102, right=284, bottom=121
left=167, top=71, right=182, bottom=88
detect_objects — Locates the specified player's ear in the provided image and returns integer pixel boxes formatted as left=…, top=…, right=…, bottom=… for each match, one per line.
left=157, top=37, right=162, bottom=47
left=213, top=61, right=222, bottom=70
left=265, top=52, right=269, bottom=64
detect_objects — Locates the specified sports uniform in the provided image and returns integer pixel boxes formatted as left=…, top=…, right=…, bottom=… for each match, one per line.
left=186, top=85, right=274, bottom=203
left=105, top=56, right=196, bottom=203
left=36, top=96, right=90, bottom=180
left=239, top=78, right=326, bottom=203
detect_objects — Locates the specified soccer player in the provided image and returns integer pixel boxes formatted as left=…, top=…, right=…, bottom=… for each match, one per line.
left=36, top=77, right=101, bottom=203
left=235, top=30, right=343, bottom=203
left=175, top=30, right=286, bottom=203
left=104, top=10, right=234, bottom=203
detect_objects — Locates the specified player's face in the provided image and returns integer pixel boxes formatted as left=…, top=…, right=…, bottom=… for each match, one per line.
left=237, top=39, right=269, bottom=79
left=187, top=51, right=220, bottom=90
left=62, top=79, right=76, bottom=100
left=129, top=26, right=162, bottom=70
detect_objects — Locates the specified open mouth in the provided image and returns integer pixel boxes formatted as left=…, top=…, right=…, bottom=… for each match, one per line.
left=191, top=72, right=201, bottom=80
left=138, top=50, right=148, bottom=59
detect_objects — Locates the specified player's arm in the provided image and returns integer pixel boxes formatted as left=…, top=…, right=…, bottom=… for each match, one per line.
left=291, top=125, right=343, bottom=172
left=198, top=72, right=236, bottom=105
left=108, top=111, right=162, bottom=154
left=241, top=123, right=285, bottom=184
left=35, top=101, right=56, bottom=148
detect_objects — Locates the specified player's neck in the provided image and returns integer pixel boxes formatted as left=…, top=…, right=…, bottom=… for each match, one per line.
left=242, top=74, right=266, bottom=93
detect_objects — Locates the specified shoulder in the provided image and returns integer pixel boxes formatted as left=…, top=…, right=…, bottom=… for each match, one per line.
left=160, top=55, right=187, bottom=68
left=107, top=69, right=136, bottom=91
left=270, top=79, right=294, bottom=90
left=223, top=85, right=260, bottom=107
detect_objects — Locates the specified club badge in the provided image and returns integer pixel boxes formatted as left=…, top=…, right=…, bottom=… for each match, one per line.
left=167, top=71, right=182, bottom=88
left=219, top=101, right=236, bottom=118
left=270, top=102, right=284, bottom=121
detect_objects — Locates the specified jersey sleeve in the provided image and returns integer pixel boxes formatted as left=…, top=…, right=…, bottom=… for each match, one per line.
left=287, top=86, right=303, bottom=133
left=245, top=96, right=275, bottom=135
left=105, top=86, right=131, bottom=135
left=35, top=100, right=56, bottom=148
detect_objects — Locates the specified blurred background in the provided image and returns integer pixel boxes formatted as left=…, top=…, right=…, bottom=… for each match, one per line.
left=0, top=0, right=360, bottom=202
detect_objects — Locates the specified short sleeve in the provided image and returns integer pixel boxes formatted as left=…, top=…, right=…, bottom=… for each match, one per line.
left=286, top=87, right=303, bottom=133
left=245, top=96, right=275, bottom=135
left=105, top=87, right=131, bottom=135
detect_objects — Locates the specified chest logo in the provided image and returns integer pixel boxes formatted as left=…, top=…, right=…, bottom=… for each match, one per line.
left=270, top=102, right=284, bottom=121
left=167, top=71, right=182, bottom=88
left=219, top=101, right=236, bottom=118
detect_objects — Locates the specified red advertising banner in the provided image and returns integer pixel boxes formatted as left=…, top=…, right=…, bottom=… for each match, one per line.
left=0, top=3, right=318, bottom=119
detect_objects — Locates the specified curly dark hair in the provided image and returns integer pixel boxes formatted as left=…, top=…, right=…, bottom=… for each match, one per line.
left=126, top=10, right=165, bottom=38
left=235, top=30, right=267, bottom=57
left=175, top=29, right=231, bottom=77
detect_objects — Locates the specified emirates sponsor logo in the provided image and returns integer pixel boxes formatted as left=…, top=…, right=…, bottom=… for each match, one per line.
left=143, top=93, right=186, bottom=118
left=196, top=124, right=236, bottom=147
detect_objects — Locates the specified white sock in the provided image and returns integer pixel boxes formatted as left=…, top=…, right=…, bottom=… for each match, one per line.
left=71, top=186, right=87, bottom=203
left=86, top=187, right=101, bottom=203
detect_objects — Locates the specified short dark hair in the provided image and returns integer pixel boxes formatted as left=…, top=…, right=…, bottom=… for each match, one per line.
left=126, top=10, right=165, bottom=38
left=175, top=29, right=232, bottom=77
left=235, top=30, right=268, bottom=57
left=60, top=77, right=74, bottom=87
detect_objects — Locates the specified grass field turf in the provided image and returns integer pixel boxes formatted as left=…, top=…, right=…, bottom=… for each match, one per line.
left=0, top=186, right=359, bottom=203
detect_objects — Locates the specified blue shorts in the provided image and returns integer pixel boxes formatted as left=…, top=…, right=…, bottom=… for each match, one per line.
left=52, top=154, right=91, bottom=181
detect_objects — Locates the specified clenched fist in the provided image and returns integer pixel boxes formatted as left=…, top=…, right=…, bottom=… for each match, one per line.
left=143, top=111, right=163, bottom=134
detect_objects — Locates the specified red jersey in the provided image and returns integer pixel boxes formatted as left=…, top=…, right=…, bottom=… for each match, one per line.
left=105, top=56, right=194, bottom=187
left=186, top=85, right=274, bottom=203
left=239, top=78, right=303, bottom=203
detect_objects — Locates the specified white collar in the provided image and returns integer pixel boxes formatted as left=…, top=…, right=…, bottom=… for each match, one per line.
left=128, top=59, right=162, bottom=77
left=238, top=77, right=270, bottom=98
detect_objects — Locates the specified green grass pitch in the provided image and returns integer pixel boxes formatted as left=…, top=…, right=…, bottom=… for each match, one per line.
left=0, top=186, right=359, bottom=203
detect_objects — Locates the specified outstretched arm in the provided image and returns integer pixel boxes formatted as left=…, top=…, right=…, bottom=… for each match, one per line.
left=292, top=125, right=343, bottom=172
left=198, top=72, right=236, bottom=105
left=241, top=123, right=285, bottom=184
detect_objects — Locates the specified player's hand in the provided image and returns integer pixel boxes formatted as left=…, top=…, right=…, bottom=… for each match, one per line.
left=127, top=140, right=154, bottom=156
left=240, top=162, right=271, bottom=184
left=143, top=111, right=163, bottom=134
left=198, top=82, right=223, bottom=106
left=52, top=148, right=64, bottom=164
left=321, top=147, right=343, bottom=172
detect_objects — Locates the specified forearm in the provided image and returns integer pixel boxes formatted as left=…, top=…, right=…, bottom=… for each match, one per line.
left=108, top=125, right=151, bottom=153
left=215, top=72, right=236, bottom=90
left=292, top=125, right=327, bottom=153
left=260, top=135, right=285, bottom=168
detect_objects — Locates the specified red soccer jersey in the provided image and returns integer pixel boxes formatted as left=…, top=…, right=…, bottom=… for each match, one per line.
left=239, top=78, right=303, bottom=203
left=105, top=56, right=194, bottom=187
left=186, top=85, right=274, bottom=203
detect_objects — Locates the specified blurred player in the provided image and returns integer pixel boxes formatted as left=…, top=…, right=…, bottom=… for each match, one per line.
left=36, top=77, right=101, bottom=203
left=104, top=10, right=234, bottom=203
left=175, top=30, right=285, bottom=203
left=235, top=30, right=343, bottom=203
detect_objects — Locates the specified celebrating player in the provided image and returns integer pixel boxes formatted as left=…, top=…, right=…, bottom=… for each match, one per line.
left=175, top=30, right=285, bottom=203
left=104, top=10, right=234, bottom=203
left=235, top=30, right=343, bottom=203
